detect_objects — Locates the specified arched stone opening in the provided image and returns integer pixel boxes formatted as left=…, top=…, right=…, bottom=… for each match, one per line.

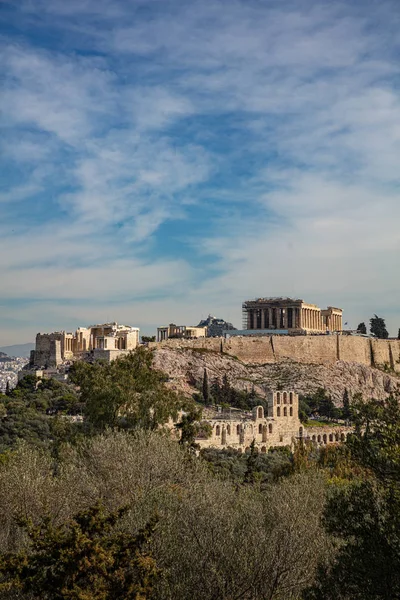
left=258, top=407, right=263, bottom=419
left=284, top=407, right=287, bottom=417
left=258, top=424, right=262, bottom=434
left=268, top=424, right=273, bottom=434
left=329, top=433, right=333, bottom=442
left=340, top=433, right=345, bottom=441
left=261, top=446, right=267, bottom=453
left=216, top=425, right=221, bottom=436
left=277, top=407, right=281, bottom=417
left=317, top=435, right=321, bottom=443
left=323, top=434, right=327, bottom=444
left=227, top=425, right=231, bottom=435
left=245, top=446, right=250, bottom=454
left=312, top=435, right=316, bottom=442
left=283, top=392, right=287, bottom=404
left=276, top=392, right=281, bottom=404
left=289, top=392, right=293, bottom=404
left=236, top=425, right=240, bottom=435
left=289, top=407, right=293, bottom=417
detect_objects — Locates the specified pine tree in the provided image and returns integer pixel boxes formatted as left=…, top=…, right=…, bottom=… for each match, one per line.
left=0, top=503, right=160, bottom=599
left=356, top=322, right=367, bottom=335
left=370, top=315, right=389, bottom=339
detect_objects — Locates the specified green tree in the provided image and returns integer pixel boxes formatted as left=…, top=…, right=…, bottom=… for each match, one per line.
left=397, top=328, right=400, bottom=340
left=356, top=322, right=367, bottom=334
left=342, top=388, right=351, bottom=421
left=175, top=403, right=204, bottom=450
left=243, top=439, right=258, bottom=484
left=305, top=394, right=400, bottom=600
left=0, top=503, right=160, bottom=599
left=141, top=336, right=156, bottom=343
left=370, top=314, right=389, bottom=339
left=202, top=368, right=209, bottom=403
left=70, top=347, right=183, bottom=430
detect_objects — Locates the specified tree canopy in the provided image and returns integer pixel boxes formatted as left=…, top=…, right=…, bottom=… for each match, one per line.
left=369, top=314, right=389, bottom=339
left=305, top=394, right=400, bottom=600
left=0, top=502, right=160, bottom=599
left=70, top=347, right=184, bottom=430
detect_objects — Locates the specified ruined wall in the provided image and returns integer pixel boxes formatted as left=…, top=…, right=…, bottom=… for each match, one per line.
left=34, top=333, right=64, bottom=367
left=152, top=335, right=400, bottom=370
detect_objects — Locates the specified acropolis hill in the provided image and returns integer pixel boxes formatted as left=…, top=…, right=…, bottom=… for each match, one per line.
left=149, top=335, right=400, bottom=373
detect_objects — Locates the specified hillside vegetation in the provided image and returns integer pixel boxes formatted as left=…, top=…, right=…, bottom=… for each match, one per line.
left=0, top=346, right=398, bottom=599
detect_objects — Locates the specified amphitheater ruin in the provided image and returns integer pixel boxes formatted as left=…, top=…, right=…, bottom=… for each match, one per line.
left=196, top=389, right=353, bottom=452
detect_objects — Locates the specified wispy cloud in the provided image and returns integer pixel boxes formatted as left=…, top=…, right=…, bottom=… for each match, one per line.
left=1, top=0, right=399, bottom=344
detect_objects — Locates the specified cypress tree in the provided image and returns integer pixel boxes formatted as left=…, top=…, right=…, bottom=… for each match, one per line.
left=202, top=368, right=209, bottom=403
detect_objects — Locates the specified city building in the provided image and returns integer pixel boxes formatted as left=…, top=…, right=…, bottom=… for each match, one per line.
left=157, top=324, right=207, bottom=342
left=242, top=298, right=342, bottom=334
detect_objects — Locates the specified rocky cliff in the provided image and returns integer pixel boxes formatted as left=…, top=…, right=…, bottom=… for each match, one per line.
left=153, top=346, right=400, bottom=404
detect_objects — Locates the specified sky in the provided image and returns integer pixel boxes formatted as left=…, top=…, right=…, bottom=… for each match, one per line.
left=1, top=0, right=400, bottom=345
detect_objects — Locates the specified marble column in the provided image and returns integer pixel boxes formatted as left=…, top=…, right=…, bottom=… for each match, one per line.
left=261, top=309, right=265, bottom=329
left=247, top=311, right=252, bottom=330
left=269, top=308, right=273, bottom=329
left=276, top=308, right=281, bottom=329
left=283, top=309, right=288, bottom=329
left=253, top=310, right=258, bottom=330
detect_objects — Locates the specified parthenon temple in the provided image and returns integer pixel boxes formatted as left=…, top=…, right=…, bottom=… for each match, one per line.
left=242, top=298, right=342, bottom=334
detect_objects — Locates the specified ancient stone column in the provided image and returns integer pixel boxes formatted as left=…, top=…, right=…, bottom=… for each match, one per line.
left=247, top=311, right=252, bottom=330
left=253, top=310, right=258, bottom=330
left=283, top=309, right=288, bottom=329
left=269, top=308, right=273, bottom=329
left=261, top=309, right=265, bottom=329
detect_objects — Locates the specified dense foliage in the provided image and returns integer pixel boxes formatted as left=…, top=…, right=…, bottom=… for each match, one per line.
left=70, top=347, right=184, bottom=430
left=305, top=394, right=400, bottom=599
left=0, top=503, right=159, bottom=599
left=0, top=346, right=399, bottom=599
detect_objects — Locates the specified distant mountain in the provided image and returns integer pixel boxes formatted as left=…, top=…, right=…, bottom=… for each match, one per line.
left=197, top=315, right=237, bottom=337
left=0, top=343, right=34, bottom=358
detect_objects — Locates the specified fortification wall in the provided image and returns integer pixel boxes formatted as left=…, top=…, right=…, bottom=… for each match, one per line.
left=389, top=340, right=400, bottom=373
left=152, top=335, right=400, bottom=370
left=34, top=333, right=64, bottom=367
left=338, top=337, right=371, bottom=365
left=273, top=336, right=337, bottom=364
left=224, top=337, right=275, bottom=363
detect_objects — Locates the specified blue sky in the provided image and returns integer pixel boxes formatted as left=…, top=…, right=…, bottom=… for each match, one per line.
left=1, top=0, right=400, bottom=344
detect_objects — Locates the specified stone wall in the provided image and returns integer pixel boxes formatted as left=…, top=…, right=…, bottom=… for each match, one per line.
left=33, top=333, right=64, bottom=367
left=150, top=335, right=400, bottom=370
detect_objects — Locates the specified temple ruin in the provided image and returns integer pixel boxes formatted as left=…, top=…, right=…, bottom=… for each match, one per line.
left=242, top=298, right=342, bottom=334
left=30, top=322, right=140, bottom=368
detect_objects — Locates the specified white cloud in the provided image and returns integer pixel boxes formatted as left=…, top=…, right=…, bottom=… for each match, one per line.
left=1, top=0, right=400, bottom=343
